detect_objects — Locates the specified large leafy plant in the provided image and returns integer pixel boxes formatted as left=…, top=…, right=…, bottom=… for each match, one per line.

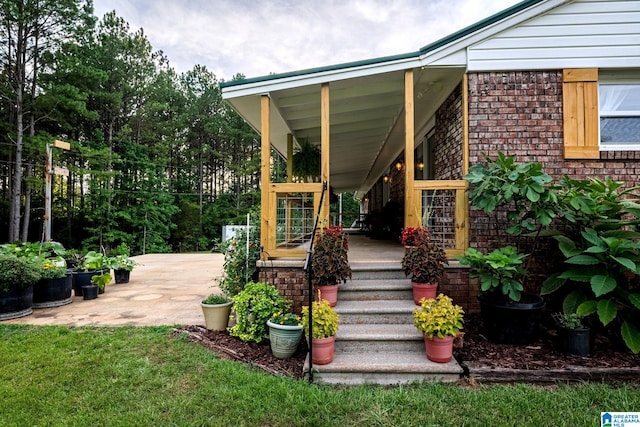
left=413, top=293, right=464, bottom=339
left=229, top=282, right=291, bottom=343
left=302, top=295, right=339, bottom=339
left=458, top=246, right=527, bottom=301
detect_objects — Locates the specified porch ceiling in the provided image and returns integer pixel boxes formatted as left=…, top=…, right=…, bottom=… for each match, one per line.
left=225, top=67, right=464, bottom=195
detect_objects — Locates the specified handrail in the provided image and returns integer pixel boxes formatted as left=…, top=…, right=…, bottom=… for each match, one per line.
left=303, top=180, right=327, bottom=383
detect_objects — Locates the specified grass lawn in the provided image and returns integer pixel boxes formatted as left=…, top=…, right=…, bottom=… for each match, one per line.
left=1, top=324, right=637, bottom=426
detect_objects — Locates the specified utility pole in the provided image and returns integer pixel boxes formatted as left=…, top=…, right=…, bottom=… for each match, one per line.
left=43, top=139, right=70, bottom=242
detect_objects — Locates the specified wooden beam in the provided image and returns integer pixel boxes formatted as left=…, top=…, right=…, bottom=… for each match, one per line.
left=261, top=95, right=271, bottom=258
left=321, top=83, right=330, bottom=226
left=404, top=69, right=418, bottom=227
left=286, top=133, right=293, bottom=182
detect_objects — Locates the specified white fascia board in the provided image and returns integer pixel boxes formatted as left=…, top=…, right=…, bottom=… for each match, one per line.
left=418, top=0, right=570, bottom=67
left=221, top=56, right=422, bottom=100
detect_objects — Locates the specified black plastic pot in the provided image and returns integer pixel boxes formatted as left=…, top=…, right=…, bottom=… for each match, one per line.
left=73, top=270, right=102, bottom=297
left=33, top=274, right=73, bottom=308
left=557, top=326, right=591, bottom=356
left=0, top=285, right=34, bottom=320
left=478, top=292, right=545, bottom=345
left=82, top=285, right=98, bottom=300
left=114, top=269, right=130, bottom=284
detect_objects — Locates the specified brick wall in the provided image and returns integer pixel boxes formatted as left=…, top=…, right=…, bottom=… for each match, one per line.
left=434, top=83, right=464, bottom=180
left=258, top=266, right=308, bottom=315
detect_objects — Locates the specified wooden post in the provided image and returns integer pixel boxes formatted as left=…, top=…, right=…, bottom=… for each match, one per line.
left=260, top=95, right=271, bottom=258
left=404, top=69, right=417, bottom=227
left=320, top=83, right=330, bottom=226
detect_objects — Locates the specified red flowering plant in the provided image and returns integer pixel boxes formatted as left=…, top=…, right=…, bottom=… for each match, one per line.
left=310, top=226, right=351, bottom=286
left=400, top=227, right=429, bottom=247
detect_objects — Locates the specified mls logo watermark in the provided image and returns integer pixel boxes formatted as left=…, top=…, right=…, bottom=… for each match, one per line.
left=602, top=412, right=640, bottom=427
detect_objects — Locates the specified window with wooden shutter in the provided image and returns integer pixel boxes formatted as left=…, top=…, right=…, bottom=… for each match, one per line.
left=563, top=69, right=599, bottom=159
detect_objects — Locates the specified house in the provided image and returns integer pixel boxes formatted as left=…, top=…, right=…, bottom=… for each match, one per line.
left=221, top=0, right=640, bottom=313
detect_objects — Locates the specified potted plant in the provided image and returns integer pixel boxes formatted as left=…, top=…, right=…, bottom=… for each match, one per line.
left=401, top=229, right=448, bottom=305
left=229, top=282, right=291, bottom=343
left=400, top=226, right=428, bottom=248
left=0, top=254, right=41, bottom=320
left=82, top=272, right=111, bottom=300
left=201, top=293, right=233, bottom=331
left=459, top=246, right=544, bottom=344
left=33, top=258, right=72, bottom=309
left=302, top=293, right=339, bottom=365
left=310, top=226, right=351, bottom=307
left=74, top=251, right=108, bottom=296
left=413, top=293, right=464, bottom=363
left=266, top=312, right=303, bottom=359
left=107, top=255, right=138, bottom=284
left=292, top=138, right=321, bottom=182
left=553, top=312, right=591, bottom=356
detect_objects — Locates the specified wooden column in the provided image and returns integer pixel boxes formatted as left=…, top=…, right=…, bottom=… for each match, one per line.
left=320, top=83, right=330, bottom=226
left=404, top=69, right=418, bottom=227
left=260, top=95, right=271, bottom=258
left=286, top=133, right=293, bottom=182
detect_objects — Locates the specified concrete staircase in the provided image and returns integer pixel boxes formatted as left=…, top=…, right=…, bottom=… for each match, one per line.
left=306, top=262, right=463, bottom=385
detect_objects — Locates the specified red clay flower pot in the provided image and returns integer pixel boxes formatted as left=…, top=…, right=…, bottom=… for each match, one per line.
left=424, top=335, right=454, bottom=363
left=311, top=335, right=335, bottom=365
left=411, top=282, right=437, bottom=305
left=315, top=285, right=338, bottom=307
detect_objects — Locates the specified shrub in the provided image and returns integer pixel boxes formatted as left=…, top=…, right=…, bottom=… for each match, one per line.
left=0, top=254, right=42, bottom=292
left=413, top=294, right=464, bottom=339
left=202, top=294, right=230, bottom=305
left=302, top=296, right=339, bottom=339
left=229, top=282, right=290, bottom=343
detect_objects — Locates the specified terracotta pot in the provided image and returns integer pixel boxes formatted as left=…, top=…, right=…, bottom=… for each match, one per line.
left=201, top=301, right=233, bottom=331
left=315, top=285, right=338, bottom=307
left=310, top=335, right=335, bottom=365
left=424, top=335, right=454, bottom=363
left=411, top=282, right=437, bottom=305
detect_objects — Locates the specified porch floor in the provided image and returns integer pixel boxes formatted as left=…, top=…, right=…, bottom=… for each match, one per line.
left=344, top=230, right=404, bottom=264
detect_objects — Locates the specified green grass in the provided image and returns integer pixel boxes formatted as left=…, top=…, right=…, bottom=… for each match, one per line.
left=1, top=324, right=638, bottom=426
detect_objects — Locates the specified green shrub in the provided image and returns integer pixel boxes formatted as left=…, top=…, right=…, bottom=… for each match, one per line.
left=0, top=254, right=42, bottom=292
left=202, top=294, right=230, bottom=305
left=229, top=282, right=290, bottom=343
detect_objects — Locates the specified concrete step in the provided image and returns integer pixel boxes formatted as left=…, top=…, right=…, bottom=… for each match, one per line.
left=335, top=299, right=416, bottom=325
left=350, top=263, right=405, bottom=280
left=335, top=323, right=423, bottom=353
left=339, top=278, right=413, bottom=301
left=305, top=351, right=463, bottom=385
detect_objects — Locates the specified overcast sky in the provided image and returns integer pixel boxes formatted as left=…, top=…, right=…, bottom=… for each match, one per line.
left=92, top=0, right=522, bottom=81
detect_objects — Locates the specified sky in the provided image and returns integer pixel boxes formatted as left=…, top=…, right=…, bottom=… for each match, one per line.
left=92, top=0, right=522, bottom=81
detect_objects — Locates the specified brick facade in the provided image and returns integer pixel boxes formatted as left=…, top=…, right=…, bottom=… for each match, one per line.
left=434, top=83, right=464, bottom=180
left=258, top=264, right=308, bottom=315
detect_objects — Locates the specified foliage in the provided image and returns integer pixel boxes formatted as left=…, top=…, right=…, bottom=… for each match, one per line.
left=0, top=242, right=66, bottom=279
left=90, top=273, right=112, bottom=290
left=229, top=282, right=291, bottom=343
left=269, top=312, right=302, bottom=327
left=201, top=294, right=230, bottom=305
left=399, top=226, right=429, bottom=247
left=109, top=243, right=131, bottom=256
left=465, top=152, right=557, bottom=238
left=310, top=226, right=352, bottom=286
left=302, top=294, right=339, bottom=339
left=40, top=259, right=68, bottom=280
left=401, top=230, right=448, bottom=283
left=106, top=254, right=139, bottom=272
left=553, top=312, right=586, bottom=330
left=79, top=250, right=107, bottom=271
left=292, top=139, right=320, bottom=182
left=0, top=254, right=42, bottom=291
left=216, top=212, right=261, bottom=296
left=458, top=246, right=528, bottom=302
left=413, top=294, right=464, bottom=339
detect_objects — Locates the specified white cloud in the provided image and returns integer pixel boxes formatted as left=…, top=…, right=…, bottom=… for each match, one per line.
left=92, top=0, right=521, bottom=80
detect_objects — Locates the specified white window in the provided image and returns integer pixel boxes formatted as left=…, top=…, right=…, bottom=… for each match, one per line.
left=599, top=80, right=640, bottom=151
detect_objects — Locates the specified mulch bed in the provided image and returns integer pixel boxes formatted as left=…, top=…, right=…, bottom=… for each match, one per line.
left=175, top=315, right=640, bottom=384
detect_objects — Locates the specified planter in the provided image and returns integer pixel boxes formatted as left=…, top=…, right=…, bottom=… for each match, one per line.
left=309, top=335, right=335, bottom=365
left=557, top=326, right=591, bottom=356
left=201, top=301, right=233, bottom=331
left=478, top=292, right=545, bottom=345
left=267, top=320, right=303, bottom=359
left=411, top=282, right=437, bottom=305
left=73, top=270, right=102, bottom=297
left=33, top=274, right=73, bottom=308
left=114, top=269, right=131, bottom=284
left=424, top=335, right=454, bottom=363
left=315, top=285, right=338, bottom=307
left=82, top=285, right=98, bottom=300
left=0, top=286, right=33, bottom=321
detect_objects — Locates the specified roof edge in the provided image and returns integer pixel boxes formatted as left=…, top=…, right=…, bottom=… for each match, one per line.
left=419, top=0, right=545, bottom=55
left=219, top=51, right=420, bottom=89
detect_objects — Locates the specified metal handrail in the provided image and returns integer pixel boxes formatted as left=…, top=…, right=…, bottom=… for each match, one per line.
left=303, top=180, right=327, bottom=383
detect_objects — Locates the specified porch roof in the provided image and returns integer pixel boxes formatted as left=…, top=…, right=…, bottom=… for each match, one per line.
left=220, top=0, right=557, bottom=195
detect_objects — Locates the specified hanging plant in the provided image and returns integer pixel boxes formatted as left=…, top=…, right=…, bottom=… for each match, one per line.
left=292, top=139, right=320, bottom=182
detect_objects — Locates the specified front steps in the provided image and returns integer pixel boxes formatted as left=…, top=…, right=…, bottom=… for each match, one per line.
left=305, top=263, right=463, bottom=385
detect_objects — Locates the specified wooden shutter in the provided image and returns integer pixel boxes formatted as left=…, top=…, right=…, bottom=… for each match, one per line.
left=562, top=69, right=599, bottom=159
